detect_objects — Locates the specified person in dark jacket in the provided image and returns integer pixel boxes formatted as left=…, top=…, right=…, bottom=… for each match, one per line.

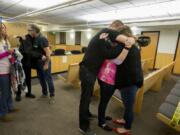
left=112, top=30, right=143, bottom=135
left=97, top=25, right=134, bottom=132
left=16, top=35, right=36, bottom=101
left=79, top=20, right=136, bottom=135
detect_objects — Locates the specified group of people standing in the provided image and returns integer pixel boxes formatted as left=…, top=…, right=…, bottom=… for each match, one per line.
left=1, top=19, right=143, bottom=135
left=79, top=20, right=143, bottom=135
left=0, top=23, right=55, bottom=122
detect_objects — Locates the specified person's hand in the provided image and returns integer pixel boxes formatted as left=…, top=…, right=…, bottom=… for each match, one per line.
left=99, top=33, right=109, bottom=40
left=8, top=49, right=14, bottom=54
left=125, top=37, right=135, bottom=46
left=43, top=63, right=49, bottom=70
left=21, top=35, right=26, bottom=40
left=42, top=55, right=46, bottom=61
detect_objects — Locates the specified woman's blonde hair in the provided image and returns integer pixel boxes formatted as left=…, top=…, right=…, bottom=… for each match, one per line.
left=0, top=24, right=2, bottom=41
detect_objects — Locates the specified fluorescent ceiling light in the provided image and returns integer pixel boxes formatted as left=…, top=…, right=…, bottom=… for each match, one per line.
left=15, top=0, right=71, bottom=9
left=80, top=0, right=180, bottom=22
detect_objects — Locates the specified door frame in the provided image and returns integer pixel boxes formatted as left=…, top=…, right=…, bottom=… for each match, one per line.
left=173, top=30, right=180, bottom=75
left=141, top=31, right=160, bottom=69
left=173, top=31, right=180, bottom=61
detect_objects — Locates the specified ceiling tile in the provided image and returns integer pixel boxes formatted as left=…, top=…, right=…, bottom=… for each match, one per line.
left=111, top=1, right=133, bottom=9
left=100, top=0, right=127, bottom=5
left=97, top=5, right=117, bottom=11
left=87, top=0, right=108, bottom=7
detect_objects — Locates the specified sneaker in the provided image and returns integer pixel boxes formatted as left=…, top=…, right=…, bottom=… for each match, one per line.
left=99, top=123, right=112, bottom=131
left=25, top=93, right=36, bottom=98
left=9, top=108, right=20, bottom=113
left=88, top=113, right=97, bottom=120
left=79, top=128, right=96, bottom=135
left=37, top=95, right=48, bottom=100
left=0, top=115, right=13, bottom=122
left=15, top=94, right=21, bottom=102
left=49, top=97, right=55, bottom=104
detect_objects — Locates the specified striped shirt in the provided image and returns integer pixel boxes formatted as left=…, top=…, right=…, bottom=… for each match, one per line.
left=0, top=40, right=11, bottom=75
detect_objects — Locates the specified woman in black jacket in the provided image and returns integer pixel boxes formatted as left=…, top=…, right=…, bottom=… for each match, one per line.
left=16, top=35, right=36, bottom=101
left=113, top=29, right=143, bottom=135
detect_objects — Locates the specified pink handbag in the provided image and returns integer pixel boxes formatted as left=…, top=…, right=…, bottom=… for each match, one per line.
left=98, top=60, right=117, bottom=85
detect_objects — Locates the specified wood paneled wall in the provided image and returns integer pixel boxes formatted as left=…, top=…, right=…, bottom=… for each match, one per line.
left=55, top=45, right=82, bottom=51
left=47, top=32, right=56, bottom=46
left=5, top=22, right=27, bottom=47
left=155, top=53, right=174, bottom=68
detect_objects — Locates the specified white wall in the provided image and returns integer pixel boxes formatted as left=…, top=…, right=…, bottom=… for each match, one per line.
left=55, top=29, right=99, bottom=46
left=66, top=31, right=75, bottom=45
left=81, top=29, right=99, bottom=46
left=55, top=32, right=60, bottom=44
left=157, top=29, right=179, bottom=54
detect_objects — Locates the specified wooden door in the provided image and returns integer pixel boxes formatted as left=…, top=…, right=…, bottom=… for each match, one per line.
left=141, top=31, right=160, bottom=69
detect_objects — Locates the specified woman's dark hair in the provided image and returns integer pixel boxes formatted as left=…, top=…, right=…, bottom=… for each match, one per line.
left=16, top=36, right=23, bottom=44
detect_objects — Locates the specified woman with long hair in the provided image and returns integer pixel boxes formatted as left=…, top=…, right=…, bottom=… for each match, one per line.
left=0, top=23, right=19, bottom=122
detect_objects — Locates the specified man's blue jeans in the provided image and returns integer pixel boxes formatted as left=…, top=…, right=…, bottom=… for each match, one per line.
left=36, top=61, right=55, bottom=97
left=0, top=75, right=13, bottom=116
left=119, top=85, right=138, bottom=129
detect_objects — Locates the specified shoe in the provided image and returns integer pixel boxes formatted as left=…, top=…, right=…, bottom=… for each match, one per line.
left=79, top=128, right=96, bottom=135
left=112, top=119, right=126, bottom=126
left=105, top=116, right=112, bottom=121
left=88, top=113, right=97, bottom=120
left=37, top=95, right=48, bottom=101
left=49, top=96, right=55, bottom=104
left=25, top=93, right=36, bottom=98
left=15, top=94, right=21, bottom=102
left=40, top=95, right=48, bottom=98
left=99, top=123, right=112, bottom=131
left=0, top=115, right=13, bottom=122
left=113, top=128, right=131, bottom=135
left=9, top=108, right=20, bottom=113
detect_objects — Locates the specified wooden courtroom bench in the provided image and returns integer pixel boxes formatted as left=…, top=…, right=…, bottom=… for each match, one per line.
left=156, top=80, right=180, bottom=132
left=141, top=58, right=153, bottom=74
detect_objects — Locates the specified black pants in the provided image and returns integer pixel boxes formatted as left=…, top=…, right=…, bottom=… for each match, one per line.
left=16, top=66, right=31, bottom=96
left=79, top=65, right=96, bottom=131
left=98, top=79, right=115, bottom=125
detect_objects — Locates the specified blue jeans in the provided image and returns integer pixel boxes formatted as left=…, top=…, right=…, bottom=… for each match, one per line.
left=0, top=75, right=13, bottom=116
left=120, top=85, right=138, bottom=129
left=36, top=61, right=55, bottom=97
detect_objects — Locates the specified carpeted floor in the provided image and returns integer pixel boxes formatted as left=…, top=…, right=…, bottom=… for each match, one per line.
left=0, top=74, right=179, bottom=135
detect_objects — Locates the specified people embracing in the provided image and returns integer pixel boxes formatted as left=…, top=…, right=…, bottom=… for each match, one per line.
left=78, top=20, right=136, bottom=135
left=97, top=25, right=144, bottom=135
left=97, top=25, right=134, bottom=132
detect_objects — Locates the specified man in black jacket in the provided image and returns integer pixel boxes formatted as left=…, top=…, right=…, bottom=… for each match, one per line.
left=79, top=20, right=136, bottom=135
